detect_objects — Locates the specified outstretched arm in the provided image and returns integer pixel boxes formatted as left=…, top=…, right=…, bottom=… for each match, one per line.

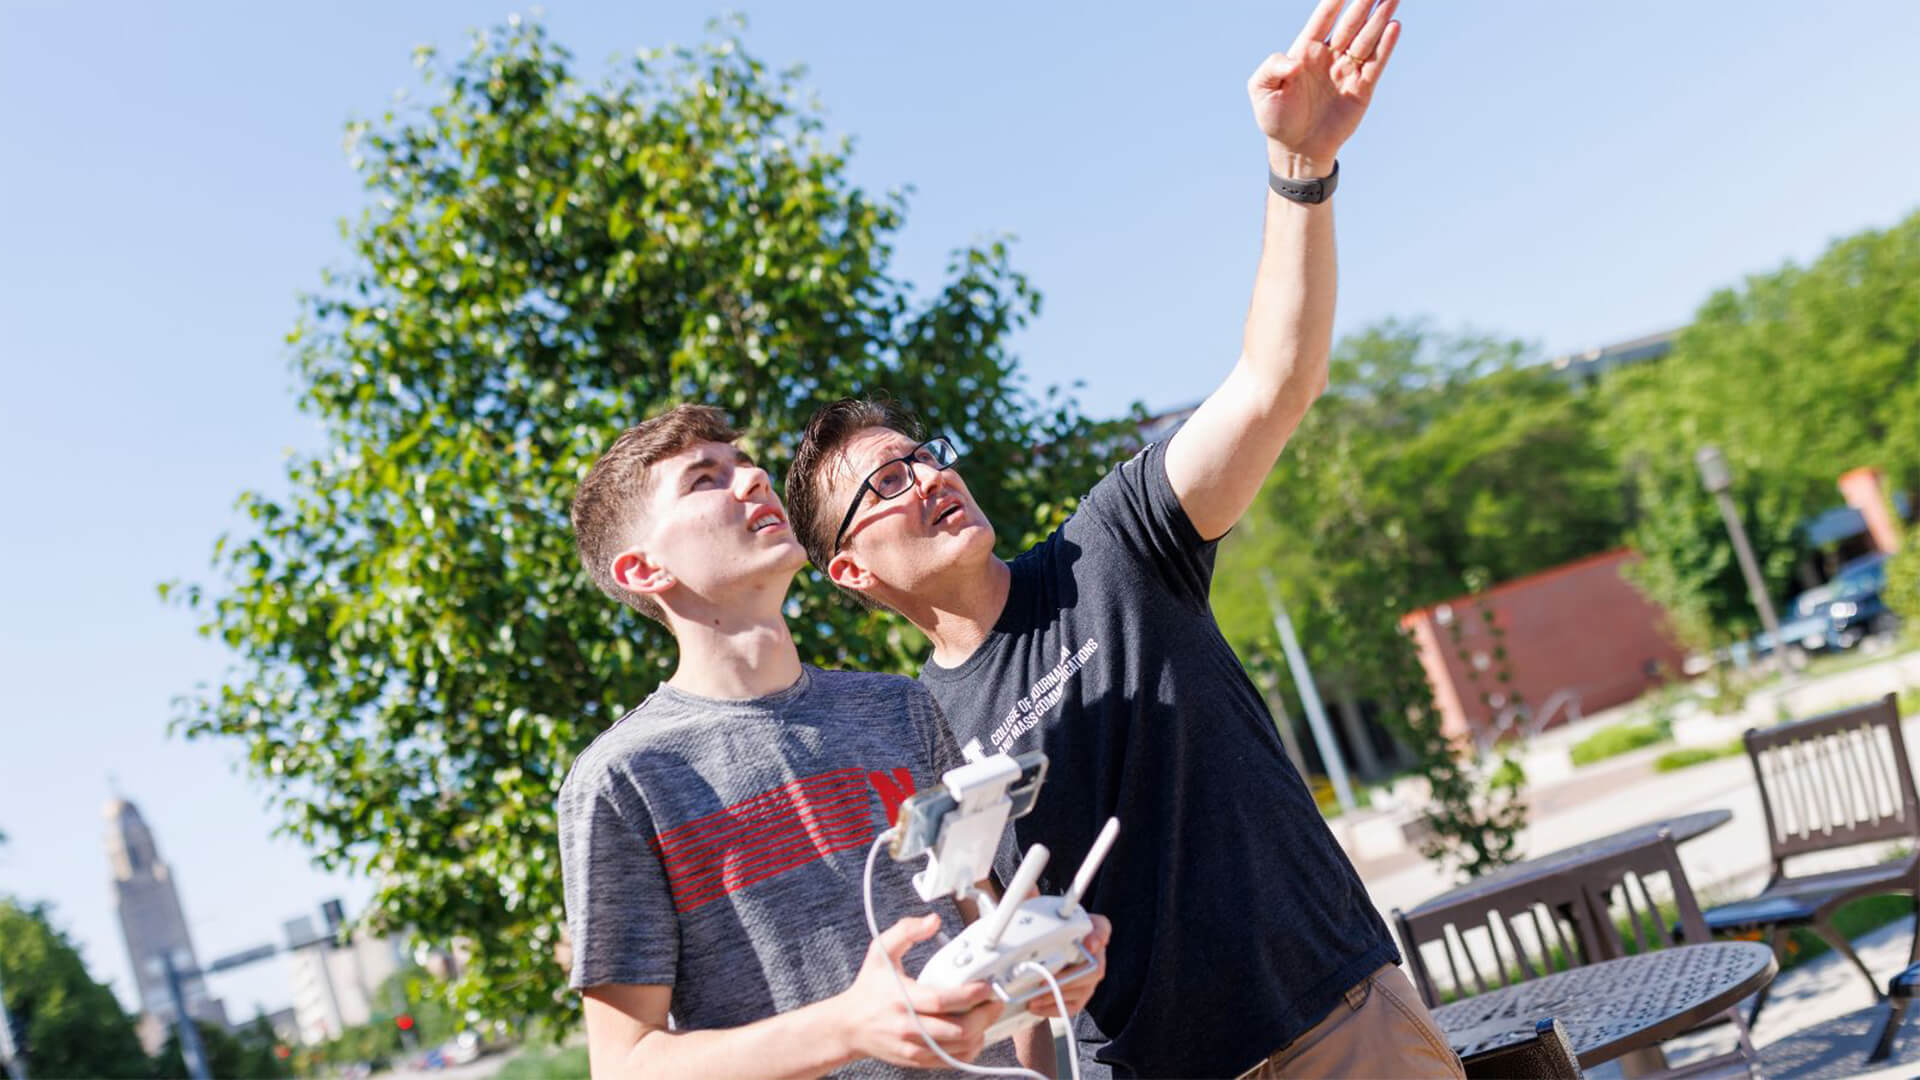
left=1165, top=0, right=1401, bottom=540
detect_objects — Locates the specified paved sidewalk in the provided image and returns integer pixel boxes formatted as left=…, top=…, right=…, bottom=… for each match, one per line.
left=1670, top=913, right=1919, bottom=1079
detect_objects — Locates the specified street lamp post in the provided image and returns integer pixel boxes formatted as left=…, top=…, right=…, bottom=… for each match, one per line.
left=0, top=959, right=28, bottom=1080
left=147, top=942, right=284, bottom=1080
left=156, top=953, right=212, bottom=1080
left=1695, top=445, right=1784, bottom=654
left=1259, top=568, right=1357, bottom=814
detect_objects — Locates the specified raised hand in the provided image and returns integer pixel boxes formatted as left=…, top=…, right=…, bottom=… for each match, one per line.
left=1247, top=0, right=1402, bottom=172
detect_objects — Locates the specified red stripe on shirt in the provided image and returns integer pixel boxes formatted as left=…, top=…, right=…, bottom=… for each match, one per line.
left=657, top=778, right=872, bottom=876
left=665, top=794, right=876, bottom=904
left=656, top=767, right=914, bottom=913
left=656, top=768, right=869, bottom=848
left=657, top=773, right=869, bottom=853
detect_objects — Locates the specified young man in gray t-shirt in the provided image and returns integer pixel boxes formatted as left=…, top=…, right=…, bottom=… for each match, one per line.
left=559, top=405, right=1109, bottom=1078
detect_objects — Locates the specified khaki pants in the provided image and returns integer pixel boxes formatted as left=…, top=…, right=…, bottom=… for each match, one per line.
left=1236, top=965, right=1467, bottom=1079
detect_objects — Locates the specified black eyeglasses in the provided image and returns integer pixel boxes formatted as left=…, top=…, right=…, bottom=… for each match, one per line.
left=831, top=437, right=961, bottom=553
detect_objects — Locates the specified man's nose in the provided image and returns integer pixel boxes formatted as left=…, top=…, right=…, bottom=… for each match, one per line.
left=908, top=459, right=948, bottom=500
left=732, top=464, right=772, bottom=500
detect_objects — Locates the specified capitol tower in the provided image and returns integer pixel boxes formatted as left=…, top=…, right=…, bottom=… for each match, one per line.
left=104, top=797, right=227, bottom=1033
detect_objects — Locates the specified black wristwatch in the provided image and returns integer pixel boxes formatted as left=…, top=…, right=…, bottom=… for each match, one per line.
left=1267, top=160, right=1339, bottom=205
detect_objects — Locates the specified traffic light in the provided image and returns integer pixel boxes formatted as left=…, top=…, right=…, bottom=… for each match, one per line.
left=394, top=1012, right=419, bottom=1051
left=321, top=899, right=347, bottom=939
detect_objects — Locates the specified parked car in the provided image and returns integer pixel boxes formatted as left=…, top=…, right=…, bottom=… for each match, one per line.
left=443, top=1031, right=484, bottom=1066
left=1747, top=613, right=1830, bottom=666
left=1822, top=552, right=1898, bottom=648
left=1746, top=552, right=1901, bottom=663
left=1791, top=552, right=1898, bottom=652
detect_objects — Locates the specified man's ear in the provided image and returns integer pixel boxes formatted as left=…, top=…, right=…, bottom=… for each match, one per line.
left=826, top=550, right=875, bottom=596
left=612, top=547, right=675, bottom=597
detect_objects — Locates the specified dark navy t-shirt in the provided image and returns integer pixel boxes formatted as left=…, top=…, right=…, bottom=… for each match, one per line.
left=919, top=441, right=1397, bottom=1079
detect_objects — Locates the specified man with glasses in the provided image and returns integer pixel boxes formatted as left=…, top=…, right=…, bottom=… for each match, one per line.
left=783, top=2, right=1464, bottom=1077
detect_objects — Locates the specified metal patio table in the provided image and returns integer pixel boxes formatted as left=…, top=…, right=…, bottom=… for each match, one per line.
left=1433, top=941, right=1777, bottom=1070
left=1405, top=808, right=1733, bottom=925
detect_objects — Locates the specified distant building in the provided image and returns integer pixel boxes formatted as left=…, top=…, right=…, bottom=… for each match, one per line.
left=1136, top=403, right=1198, bottom=448
left=283, top=905, right=408, bottom=1045
left=104, top=798, right=228, bottom=1050
left=260, top=1006, right=301, bottom=1049
left=1545, top=327, right=1679, bottom=384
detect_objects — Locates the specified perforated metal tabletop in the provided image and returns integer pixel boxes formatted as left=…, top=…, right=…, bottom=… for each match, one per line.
left=1432, top=940, right=1777, bottom=1068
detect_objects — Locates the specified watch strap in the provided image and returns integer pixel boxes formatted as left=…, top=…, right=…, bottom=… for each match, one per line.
left=1267, top=160, right=1339, bottom=204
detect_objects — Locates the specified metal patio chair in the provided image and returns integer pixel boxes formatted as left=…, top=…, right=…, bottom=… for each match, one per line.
left=1460, top=1017, right=1583, bottom=1079
left=1700, top=693, right=1920, bottom=1027
left=1396, top=830, right=1758, bottom=1077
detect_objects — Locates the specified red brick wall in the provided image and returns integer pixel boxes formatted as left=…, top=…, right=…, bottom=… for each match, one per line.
left=1838, top=467, right=1904, bottom=554
left=1401, top=550, right=1689, bottom=742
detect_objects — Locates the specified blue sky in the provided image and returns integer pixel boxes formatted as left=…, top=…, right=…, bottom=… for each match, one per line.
left=3, top=0, right=1918, bottom=1019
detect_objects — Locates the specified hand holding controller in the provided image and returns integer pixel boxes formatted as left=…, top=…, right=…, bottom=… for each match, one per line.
left=866, top=745, right=1116, bottom=1079
left=917, top=818, right=1121, bottom=1043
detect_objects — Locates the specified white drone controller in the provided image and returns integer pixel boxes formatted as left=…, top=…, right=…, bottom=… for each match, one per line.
left=918, top=825, right=1118, bottom=1042
left=888, top=742, right=1120, bottom=1044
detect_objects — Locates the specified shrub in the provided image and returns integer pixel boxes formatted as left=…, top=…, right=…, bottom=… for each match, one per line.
left=496, top=1044, right=589, bottom=1080
left=1654, top=741, right=1744, bottom=773
left=1569, top=722, right=1670, bottom=766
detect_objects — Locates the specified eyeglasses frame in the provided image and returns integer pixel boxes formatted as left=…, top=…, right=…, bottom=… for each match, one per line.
left=829, top=437, right=961, bottom=554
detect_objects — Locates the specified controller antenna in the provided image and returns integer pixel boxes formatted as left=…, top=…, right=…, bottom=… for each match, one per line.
left=1060, top=817, right=1120, bottom=914
left=982, top=844, right=1051, bottom=948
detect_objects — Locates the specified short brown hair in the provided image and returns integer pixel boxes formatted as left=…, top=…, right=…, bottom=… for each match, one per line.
left=785, top=398, right=923, bottom=609
left=571, top=404, right=740, bottom=626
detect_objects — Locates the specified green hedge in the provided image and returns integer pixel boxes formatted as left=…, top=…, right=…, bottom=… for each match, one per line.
left=496, top=1044, right=590, bottom=1080
left=1569, top=722, right=1670, bottom=766
left=1654, top=741, right=1745, bottom=773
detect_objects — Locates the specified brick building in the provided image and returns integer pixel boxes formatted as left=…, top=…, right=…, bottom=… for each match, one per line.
left=1400, top=550, right=1689, bottom=744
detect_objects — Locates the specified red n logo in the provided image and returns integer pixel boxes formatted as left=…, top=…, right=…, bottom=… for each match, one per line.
left=867, top=767, right=917, bottom=825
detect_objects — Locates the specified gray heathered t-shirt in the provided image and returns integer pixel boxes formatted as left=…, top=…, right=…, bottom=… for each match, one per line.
left=558, top=666, right=1019, bottom=1077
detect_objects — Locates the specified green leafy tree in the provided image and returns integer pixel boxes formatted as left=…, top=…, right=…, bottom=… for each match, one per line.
left=152, top=1015, right=293, bottom=1080
left=1600, top=362, right=1807, bottom=647
left=169, top=19, right=1128, bottom=1031
left=289, top=1016, right=410, bottom=1077
left=1601, top=210, right=1920, bottom=644
left=1217, top=322, right=1623, bottom=644
left=0, top=899, right=151, bottom=1079
left=392, top=968, right=461, bottom=1046
left=1887, top=526, right=1920, bottom=643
